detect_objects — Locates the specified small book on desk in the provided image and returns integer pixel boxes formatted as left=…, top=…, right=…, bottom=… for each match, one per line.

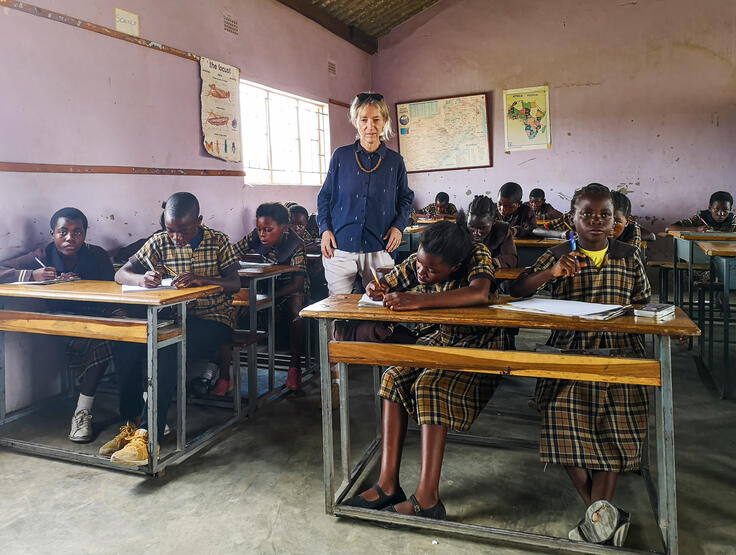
left=633, top=303, right=675, bottom=319
left=8, top=277, right=81, bottom=285
left=122, top=278, right=176, bottom=292
left=358, top=293, right=385, bottom=308
left=239, top=261, right=275, bottom=268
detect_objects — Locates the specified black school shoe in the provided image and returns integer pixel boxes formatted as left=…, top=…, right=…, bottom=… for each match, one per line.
left=384, top=494, right=447, bottom=520
left=342, top=484, right=407, bottom=510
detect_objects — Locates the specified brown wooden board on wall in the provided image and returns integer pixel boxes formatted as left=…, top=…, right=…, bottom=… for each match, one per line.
left=395, top=92, right=492, bottom=173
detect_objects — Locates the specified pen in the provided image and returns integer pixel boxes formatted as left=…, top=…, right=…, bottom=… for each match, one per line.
left=371, top=268, right=381, bottom=287
left=563, top=221, right=574, bottom=233
left=698, top=215, right=709, bottom=228
left=144, top=257, right=156, bottom=272
left=34, top=257, right=46, bottom=268
left=163, top=264, right=178, bottom=277
left=569, top=233, right=576, bottom=252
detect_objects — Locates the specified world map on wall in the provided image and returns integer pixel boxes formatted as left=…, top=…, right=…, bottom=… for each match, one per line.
left=396, top=94, right=491, bottom=172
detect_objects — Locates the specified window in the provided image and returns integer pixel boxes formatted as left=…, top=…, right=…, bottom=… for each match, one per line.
left=240, top=80, right=330, bottom=185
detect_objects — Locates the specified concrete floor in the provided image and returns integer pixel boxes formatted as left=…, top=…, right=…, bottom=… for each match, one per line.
left=1, top=332, right=735, bottom=554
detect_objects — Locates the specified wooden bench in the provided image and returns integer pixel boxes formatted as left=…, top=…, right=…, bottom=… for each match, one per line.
left=0, top=309, right=181, bottom=343
left=232, top=289, right=271, bottom=308
left=328, top=341, right=661, bottom=386
left=647, top=260, right=710, bottom=303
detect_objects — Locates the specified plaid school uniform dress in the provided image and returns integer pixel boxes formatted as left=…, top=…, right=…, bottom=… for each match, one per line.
left=378, top=243, right=504, bottom=432
left=0, top=243, right=119, bottom=379
left=618, top=221, right=642, bottom=250
left=525, top=239, right=651, bottom=471
left=674, top=210, right=736, bottom=231
left=132, top=226, right=238, bottom=328
left=233, top=228, right=309, bottom=298
left=421, top=202, right=458, bottom=217
left=544, top=212, right=575, bottom=232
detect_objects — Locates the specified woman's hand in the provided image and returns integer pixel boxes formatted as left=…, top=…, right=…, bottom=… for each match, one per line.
left=321, top=230, right=337, bottom=259
left=550, top=251, right=588, bottom=278
left=32, top=267, right=57, bottom=281
left=383, top=226, right=402, bottom=252
left=366, top=280, right=389, bottom=300
left=383, top=292, right=423, bottom=311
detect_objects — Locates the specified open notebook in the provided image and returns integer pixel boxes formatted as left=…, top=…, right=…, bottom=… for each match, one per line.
left=491, top=298, right=631, bottom=320
left=358, top=293, right=385, bottom=308
left=122, top=278, right=176, bottom=292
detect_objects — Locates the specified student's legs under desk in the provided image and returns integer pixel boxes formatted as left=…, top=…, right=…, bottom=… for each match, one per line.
left=316, top=323, right=679, bottom=554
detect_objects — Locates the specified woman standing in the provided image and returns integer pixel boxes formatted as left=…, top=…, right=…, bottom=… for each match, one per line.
left=317, top=92, right=414, bottom=292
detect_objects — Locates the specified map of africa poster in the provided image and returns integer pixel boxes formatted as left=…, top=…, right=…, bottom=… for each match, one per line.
left=503, top=85, right=551, bottom=152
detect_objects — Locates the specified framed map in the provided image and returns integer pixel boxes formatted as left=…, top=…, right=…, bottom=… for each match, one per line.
left=503, top=85, right=551, bottom=152
left=396, top=93, right=491, bottom=173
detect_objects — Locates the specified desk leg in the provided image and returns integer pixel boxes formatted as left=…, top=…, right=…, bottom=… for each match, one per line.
left=656, top=335, right=678, bottom=554
left=318, top=319, right=335, bottom=514
left=721, top=258, right=730, bottom=399
left=373, top=366, right=382, bottom=438
left=268, top=276, right=275, bottom=392
left=338, top=362, right=351, bottom=491
left=0, top=323, right=5, bottom=424
left=672, top=239, right=679, bottom=307
left=248, top=286, right=258, bottom=413
left=687, top=241, right=694, bottom=316
left=176, top=303, right=187, bottom=451
left=146, top=307, right=160, bottom=475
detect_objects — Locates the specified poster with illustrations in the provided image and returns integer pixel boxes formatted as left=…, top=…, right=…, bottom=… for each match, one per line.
left=503, top=85, right=551, bottom=152
left=200, top=57, right=241, bottom=162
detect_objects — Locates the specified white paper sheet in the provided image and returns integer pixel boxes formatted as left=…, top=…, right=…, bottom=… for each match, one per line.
left=358, top=293, right=385, bottom=308
left=238, top=261, right=275, bottom=268
left=122, top=278, right=175, bottom=292
left=491, top=298, right=622, bottom=317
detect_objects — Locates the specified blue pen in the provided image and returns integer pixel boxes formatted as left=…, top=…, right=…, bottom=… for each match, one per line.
left=569, top=233, right=576, bottom=252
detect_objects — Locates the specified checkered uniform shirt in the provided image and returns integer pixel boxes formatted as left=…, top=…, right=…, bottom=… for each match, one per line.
left=420, top=202, right=458, bottom=218
left=131, top=226, right=238, bottom=328
left=674, top=210, right=736, bottom=231
left=525, top=239, right=653, bottom=471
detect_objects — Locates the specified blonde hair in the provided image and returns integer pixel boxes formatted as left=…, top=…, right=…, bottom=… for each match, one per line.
left=350, top=92, right=394, bottom=141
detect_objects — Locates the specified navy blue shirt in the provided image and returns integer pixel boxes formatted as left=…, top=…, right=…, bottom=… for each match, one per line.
left=317, top=140, right=414, bottom=253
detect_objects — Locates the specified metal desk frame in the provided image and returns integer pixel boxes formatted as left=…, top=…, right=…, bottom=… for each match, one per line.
left=308, top=305, right=684, bottom=554
left=238, top=266, right=315, bottom=410
left=0, top=290, right=243, bottom=476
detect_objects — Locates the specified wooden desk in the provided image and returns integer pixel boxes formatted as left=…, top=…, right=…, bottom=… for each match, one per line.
left=696, top=241, right=736, bottom=399
left=0, top=280, right=242, bottom=476
left=301, top=294, right=697, bottom=554
left=667, top=231, right=736, bottom=313
left=237, top=265, right=301, bottom=407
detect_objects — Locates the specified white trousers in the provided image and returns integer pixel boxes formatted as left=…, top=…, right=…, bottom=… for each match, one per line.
left=323, top=249, right=395, bottom=295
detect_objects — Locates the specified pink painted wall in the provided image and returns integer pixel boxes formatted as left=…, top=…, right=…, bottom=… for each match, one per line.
left=0, top=0, right=369, bottom=410
left=0, top=0, right=369, bottom=260
left=372, top=0, right=736, bottom=245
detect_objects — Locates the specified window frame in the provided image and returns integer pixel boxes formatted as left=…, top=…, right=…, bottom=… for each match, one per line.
left=239, top=79, right=330, bottom=186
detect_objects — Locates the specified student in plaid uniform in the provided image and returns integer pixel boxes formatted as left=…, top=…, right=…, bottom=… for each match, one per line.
left=466, top=194, right=518, bottom=269
left=342, top=215, right=503, bottom=520
left=418, top=192, right=457, bottom=219
left=0, top=207, right=119, bottom=443
left=511, top=183, right=651, bottom=547
left=497, top=182, right=537, bottom=237
left=233, top=203, right=308, bottom=390
left=610, top=190, right=655, bottom=250
left=527, top=188, right=563, bottom=220
left=103, top=192, right=240, bottom=466
left=667, top=190, right=736, bottom=232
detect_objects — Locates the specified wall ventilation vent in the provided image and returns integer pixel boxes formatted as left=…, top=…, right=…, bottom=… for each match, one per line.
left=223, top=15, right=238, bottom=35
left=327, top=60, right=337, bottom=76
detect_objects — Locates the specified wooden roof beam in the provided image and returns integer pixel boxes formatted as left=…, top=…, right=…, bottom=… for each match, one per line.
left=275, top=0, right=378, bottom=54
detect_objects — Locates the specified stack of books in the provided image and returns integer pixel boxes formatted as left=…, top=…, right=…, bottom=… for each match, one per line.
left=633, top=303, right=676, bottom=320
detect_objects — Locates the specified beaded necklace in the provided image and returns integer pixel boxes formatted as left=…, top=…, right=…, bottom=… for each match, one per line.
left=354, top=149, right=382, bottom=174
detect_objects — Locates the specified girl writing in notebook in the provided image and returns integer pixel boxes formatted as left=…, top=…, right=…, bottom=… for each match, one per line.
left=510, top=183, right=651, bottom=547
left=342, top=215, right=503, bottom=520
